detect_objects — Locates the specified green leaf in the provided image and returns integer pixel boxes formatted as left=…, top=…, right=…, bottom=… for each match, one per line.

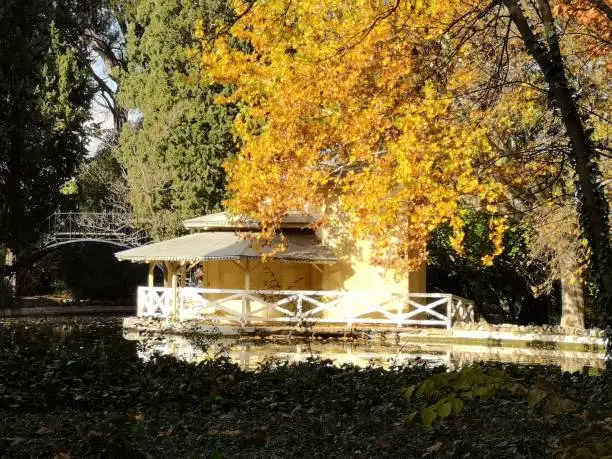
left=416, top=381, right=428, bottom=397
left=454, top=374, right=472, bottom=390
left=402, top=385, right=416, bottom=399
left=421, top=406, right=437, bottom=427
left=526, top=389, right=547, bottom=407
left=473, top=385, right=488, bottom=397
left=436, top=402, right=452, bottom=418
left=481, top=386, right=497, bottom=400
left=404, top=412, right=417, bottom=425
left=451, top=397, right=464, bottom=414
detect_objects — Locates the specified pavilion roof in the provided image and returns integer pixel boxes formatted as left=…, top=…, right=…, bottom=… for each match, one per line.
left=115, top=231, right=336, bottom=264
left=182, top=211, right=318, bottom=231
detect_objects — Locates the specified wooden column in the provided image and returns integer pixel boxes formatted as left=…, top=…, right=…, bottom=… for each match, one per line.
left=148, top=262, right=155, bottom=287
left=163, top=262, right=171, bottom=288
left=180, top=263, right=186, bottom=288
left=170, top=263, right=178, bottom=320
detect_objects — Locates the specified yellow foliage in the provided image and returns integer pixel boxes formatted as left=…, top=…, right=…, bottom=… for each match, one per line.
left=200, top=0, right=509, bottom=274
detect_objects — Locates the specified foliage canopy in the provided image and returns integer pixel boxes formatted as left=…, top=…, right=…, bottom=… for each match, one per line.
left=201, top=1, right=509, bottom=274
left=0, top=0, right=94, bottom=260
left=113, top=0, right=239, bottom=239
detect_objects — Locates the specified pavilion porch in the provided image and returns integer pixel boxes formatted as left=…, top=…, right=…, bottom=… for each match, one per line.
left=115, top=228, right=475, bottom=330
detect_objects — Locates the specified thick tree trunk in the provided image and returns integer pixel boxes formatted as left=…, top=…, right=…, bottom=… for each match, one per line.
left=559, top=259, right=585, bottom=329
left=503, top=0, right=612, bottom=327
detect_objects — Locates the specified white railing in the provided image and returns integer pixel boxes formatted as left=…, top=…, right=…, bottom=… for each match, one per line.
left=137, top=286, right=173, bottom=318
left=137, top=286, right=475, bottom=329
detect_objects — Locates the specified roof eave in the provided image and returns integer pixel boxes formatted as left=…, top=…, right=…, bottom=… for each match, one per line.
left=116, top=255, right=337, bottom=264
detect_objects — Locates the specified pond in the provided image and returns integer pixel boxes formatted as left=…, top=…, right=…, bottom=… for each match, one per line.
left=1, top=316, right=605, bottom=373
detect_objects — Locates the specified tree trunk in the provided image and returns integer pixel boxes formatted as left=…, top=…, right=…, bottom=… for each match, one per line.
left=559, top=259, right=585, bottom=329
left=503, top=0, right=612, bottom=327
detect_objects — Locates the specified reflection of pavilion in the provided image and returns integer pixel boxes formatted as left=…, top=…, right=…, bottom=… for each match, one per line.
left=116, top=211, right=474, bottom=329
left=123, top=332, right=605, bottom=373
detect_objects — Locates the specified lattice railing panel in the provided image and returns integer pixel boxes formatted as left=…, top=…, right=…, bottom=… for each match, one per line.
left=133, top=288, right=478, bottom=329
left=138, top=286, right=173, bottom=317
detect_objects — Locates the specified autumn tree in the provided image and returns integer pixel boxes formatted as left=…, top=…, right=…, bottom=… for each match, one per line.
left=201, top=1, right=508, bottom=276
left=443, top=0, right=611, bottom=327
left=202, top=0, right=611, bottom=328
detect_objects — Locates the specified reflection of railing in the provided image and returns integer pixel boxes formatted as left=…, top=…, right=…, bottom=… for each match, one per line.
left=123, top=333, right=606, bottom=372
left=42, top=212, right=148, bottom=247
left=137, top=286, right=475, bottom=329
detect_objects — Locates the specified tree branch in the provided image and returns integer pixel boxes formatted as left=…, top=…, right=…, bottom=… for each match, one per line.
left=589, top=0, right=612, bottom=22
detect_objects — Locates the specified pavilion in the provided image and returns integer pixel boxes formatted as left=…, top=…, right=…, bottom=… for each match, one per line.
left=115, top=212, right=473, bottom=328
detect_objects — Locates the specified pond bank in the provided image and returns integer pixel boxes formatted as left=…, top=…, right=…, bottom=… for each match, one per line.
left=123, top=316, right=606, bottom=352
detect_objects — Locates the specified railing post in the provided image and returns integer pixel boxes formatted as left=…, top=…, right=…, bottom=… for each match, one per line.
left=171, top=270, right=178, bottom=320
left=397, top=293, right=403, bottom=328
left=241, top=292, right=247, bottom=327
left=296, top=295, right=303, bottom=327
left=178, top=291, right=183, bottom=321
left=446, top=295, right=453, bottom=330
left=137, top=286, right=144, bottom=317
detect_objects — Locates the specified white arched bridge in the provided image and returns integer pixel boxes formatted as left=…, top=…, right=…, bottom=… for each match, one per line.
left=41, top=211, right=149, bottom=250
left=1, top=212, right=149, bottom=278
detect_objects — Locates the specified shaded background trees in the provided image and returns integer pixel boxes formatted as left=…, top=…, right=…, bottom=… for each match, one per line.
left=87, top=0, right=238, bottom=239
left=0, top=0, right=95, bottom=294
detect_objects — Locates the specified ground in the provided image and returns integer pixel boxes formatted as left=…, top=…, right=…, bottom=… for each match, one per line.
left=0, top=319, right=611, bottom=458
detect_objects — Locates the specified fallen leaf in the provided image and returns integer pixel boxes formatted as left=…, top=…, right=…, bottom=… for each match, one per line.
left=54, top=444, right=70, bottom=458
left=158, top=427, right=175, bottom=437
left=426, top=442, right=442, bottom=452
left=375, top=439, right=391, bottom=449
left=207, top=429, right=242, bottom=437
left=37, top=426, right=53, bottom=436
left=54, top=444, right=70, bottom=454
left=87, top=431, right=104, bottom=440
left=545, top=396, right=578, bottom=415
left=127, top=411, right=145, bottom=421
left=575, top=411, right=595, bottom=422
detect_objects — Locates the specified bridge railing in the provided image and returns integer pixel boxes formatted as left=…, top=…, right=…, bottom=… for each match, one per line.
left=43, top=212, right=148, bottom=247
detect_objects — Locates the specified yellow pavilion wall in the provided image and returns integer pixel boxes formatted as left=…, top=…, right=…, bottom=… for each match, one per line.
left=200, top=249, right=425, bottom=322
left=202, top=260, right=321, bottom=320
left=319, top=242, right=426, bottom=321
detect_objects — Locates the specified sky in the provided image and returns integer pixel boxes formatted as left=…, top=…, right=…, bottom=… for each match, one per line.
left=86, top=53, right=118, bottom=155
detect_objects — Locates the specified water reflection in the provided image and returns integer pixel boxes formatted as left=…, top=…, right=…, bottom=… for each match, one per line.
left=3, top=317, right=604, bottom=374
left=124, top=331, right=605, bottom=373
